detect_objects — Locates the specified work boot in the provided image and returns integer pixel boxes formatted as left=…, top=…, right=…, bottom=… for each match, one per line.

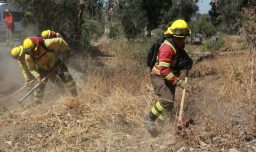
left=144, top=112, right=158, bottom=137
left=34, top=99, right=42, bottom=105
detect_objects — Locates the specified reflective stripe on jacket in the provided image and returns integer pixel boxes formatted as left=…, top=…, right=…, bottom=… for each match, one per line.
left=151, top=39, right=178, bottom=83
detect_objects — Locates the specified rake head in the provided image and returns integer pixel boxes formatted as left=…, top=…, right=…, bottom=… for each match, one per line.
left=177, top=118, right=193, bottom=130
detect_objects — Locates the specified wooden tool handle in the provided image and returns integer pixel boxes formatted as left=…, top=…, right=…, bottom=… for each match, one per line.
left=178, top=76, right=187, bottom=122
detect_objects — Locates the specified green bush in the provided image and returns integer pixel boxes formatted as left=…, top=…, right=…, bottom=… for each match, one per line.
left=202, top=37, right=225, bottom=51
left=118, top=0, right=146, bottom=39
left=151, top=28, right=165, bottom=38
left=189, top=14, right=217, bottom=38
left=83, top=18, right=104, bottom=40
left=108, top=21, right=124, bottom=38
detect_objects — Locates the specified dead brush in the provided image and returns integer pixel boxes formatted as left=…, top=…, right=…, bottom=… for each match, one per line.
left=62, top=97, right=83, bottom=114
left=190, top=60, right=219, bottom=77
left=186, top=49, right=256, bottom=147
left=0, top=97, right=107, bottom=151
left=1, top=34, right=256, bottom=151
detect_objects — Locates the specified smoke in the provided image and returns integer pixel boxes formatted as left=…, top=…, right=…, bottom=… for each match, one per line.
left=0, top=19, right=41, bottom=110
left=0, top=43, right=24, bottom=109
left=22, top=23, right=40, bottom=38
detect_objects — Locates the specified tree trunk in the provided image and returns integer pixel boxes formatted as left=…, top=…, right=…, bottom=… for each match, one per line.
left=104, top=0, right=119, bottom=35
left=75, top=0, right=87, bottom=50
left=107, top=0, right=119, bottom=22
left=146, top=25, right=152, bottom=37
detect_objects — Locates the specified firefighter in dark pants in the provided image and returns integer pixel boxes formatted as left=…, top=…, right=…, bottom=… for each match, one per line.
left=22, top=37, right=77, bottom=104
left=145, top=19, right=193, bottom=137
left=41, top=29, right=70, bottom=91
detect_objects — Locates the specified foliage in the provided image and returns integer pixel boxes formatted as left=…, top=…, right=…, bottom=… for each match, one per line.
left=202, top=37, right=225, bottom=51
left=8, top=0, right=198, bottom=42
left=209, top=0, right=250, bottom=34
left=208, top=0, right=221, bottom=26
left=83, top=18, right=104, bottom=40
left=9, top=0, right=105, bottom=53
left=109, top=0, right=198, bottom=39
left=162, top=0, right=198, bottom=25
left=117, top=0, right=146, bottom=39
left=240, top=2, right=256, bottom=47
left=190, top=14, right=216, bottom=37
left=86, top=0, right=104, bottom=19
left=141, top=0, right=198, bottom=37
left=9, top=0, right=78, bottom=38
left=141, top=0, right=172, bottom=35
left=108, top=21, right=124, bottom=38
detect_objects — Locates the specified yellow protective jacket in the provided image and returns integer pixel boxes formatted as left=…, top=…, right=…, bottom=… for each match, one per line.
left=18, top=53, right=34, bottom=81
left=25, top=37, right=71, bottom=78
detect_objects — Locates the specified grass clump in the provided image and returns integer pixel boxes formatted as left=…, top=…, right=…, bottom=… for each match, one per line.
left=202, top=37, right=225, bottom=52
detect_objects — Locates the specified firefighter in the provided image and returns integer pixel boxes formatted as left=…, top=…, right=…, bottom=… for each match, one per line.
left=21, top=11, right=39, bottom=38
left=145, top=19, right=193, bottom=137
left=10, top=46, right=34, bottom=86
left=41, top=30, right=62, bottom=39
left=22, top=37, right=77, bottom=104
left=3, top=8, right=14, bottom=46
left=41, top=29, right=67, bottom=74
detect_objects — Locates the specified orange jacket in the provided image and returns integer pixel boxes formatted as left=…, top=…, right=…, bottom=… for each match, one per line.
left=4, top=15, right=14, bottom=30
left=151, top=40, right=179, bottom=83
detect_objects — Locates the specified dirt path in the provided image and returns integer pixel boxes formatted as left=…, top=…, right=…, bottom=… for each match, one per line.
left=0, top=42, right=25, bottom=112
left=0, top=42, right=85, bottom=113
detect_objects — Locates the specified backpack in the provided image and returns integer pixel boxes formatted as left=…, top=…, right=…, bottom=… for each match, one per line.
left=146, top=36, right=166, bottom=69
left=29, top=37, right=53, bottom=60
left=146, top=36, right=193, bottom=71
left=41, top=41, right=53, bottom=52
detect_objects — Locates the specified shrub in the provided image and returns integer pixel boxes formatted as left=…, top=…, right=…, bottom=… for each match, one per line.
left=83, top=18, right=104, bottom=40
left=202, top=37, right=225, bottom=51
left=108, top=21, right=124, bottom=38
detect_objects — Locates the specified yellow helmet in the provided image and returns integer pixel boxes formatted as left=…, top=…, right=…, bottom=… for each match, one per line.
left=25, top=11, right=33, bottom=17
left=11, top=46, right=23, bottom=60
left=22, top=38, right=36, bottom=54
left=41, top=30, right=51, bottom=39
left=164, top=19, right=191, bottom=38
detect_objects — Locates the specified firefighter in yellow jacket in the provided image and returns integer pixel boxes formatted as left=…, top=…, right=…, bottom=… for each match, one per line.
left=41, top=29, right=62, bottom=39
left=22, top=37, right=77, bottom=104
left=10, top=45, right=34, bottom=86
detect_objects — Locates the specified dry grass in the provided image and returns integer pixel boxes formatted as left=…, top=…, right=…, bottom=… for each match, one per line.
left=0, top=36, right=255, bottom=151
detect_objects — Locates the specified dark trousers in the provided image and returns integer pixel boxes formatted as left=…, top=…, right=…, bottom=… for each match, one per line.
left=34, top=62, right=77, bottom=104
left=149, top=75, right=176, bottom=120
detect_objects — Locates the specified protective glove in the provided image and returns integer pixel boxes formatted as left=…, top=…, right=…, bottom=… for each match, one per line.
left=175, top=79, right=188, bottom=90
left=24, top=80, right=30, bottom=87
left=35, top=76, right=42, bottom=84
